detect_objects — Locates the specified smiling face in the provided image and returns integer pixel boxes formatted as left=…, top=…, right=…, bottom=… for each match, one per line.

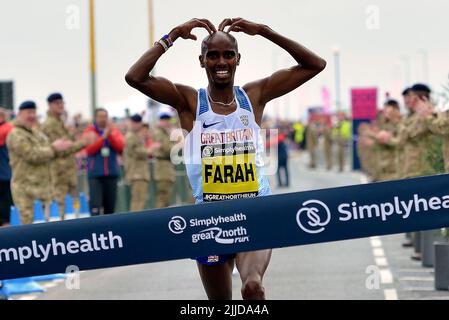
left=199, top=31, right=240, bottom=87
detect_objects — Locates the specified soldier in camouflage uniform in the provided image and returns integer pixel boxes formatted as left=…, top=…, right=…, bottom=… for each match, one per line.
left=6, top=101, right=73, bottom=224
left=40, top=93, right=89, bottom=218
left=388, top=85, right=436, bottom=179
left=425, top=106, right=449, bottom=173
left=306, top=121, right=319, bottom=169
left=373, top=100, right=402, bottom=181
left=384, top=84, right=437, bottom=257
left=333, top=112, right=351, bottom=172
left=123, top=114, right=159, bottom=211
left=153, top=113, right=176, bottom=208
left=322, top=122, right=333, bottom=170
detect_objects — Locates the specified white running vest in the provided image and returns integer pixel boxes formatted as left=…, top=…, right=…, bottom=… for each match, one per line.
left=184, top=86, right=272, bottom=204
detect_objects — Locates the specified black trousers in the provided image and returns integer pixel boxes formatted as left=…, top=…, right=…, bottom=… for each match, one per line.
left=0, top=180, right=13, bottom=225
left=277, top=158, right=289, bottom=187
left=88, top=176, right=118, bottom=216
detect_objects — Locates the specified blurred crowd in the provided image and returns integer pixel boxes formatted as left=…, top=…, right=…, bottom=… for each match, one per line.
left=357, top=83, right=448, bottom=260
left=0, top=93, right=182, bottom=227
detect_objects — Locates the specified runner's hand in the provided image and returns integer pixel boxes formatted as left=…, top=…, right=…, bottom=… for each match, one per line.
left=219, top=18, right=264, bottom=35
left=171, top=18, right=216, bottom=41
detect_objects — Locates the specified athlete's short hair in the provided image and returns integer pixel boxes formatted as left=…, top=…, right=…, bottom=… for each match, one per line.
left=201, top=31, right=239, bottom=56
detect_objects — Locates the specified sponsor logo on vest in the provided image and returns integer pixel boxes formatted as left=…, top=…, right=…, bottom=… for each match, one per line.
left=240, top=114, right=249, bottom=127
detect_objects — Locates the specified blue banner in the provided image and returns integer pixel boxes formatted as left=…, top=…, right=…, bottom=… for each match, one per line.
left=1, top=174, right=449, bottom=279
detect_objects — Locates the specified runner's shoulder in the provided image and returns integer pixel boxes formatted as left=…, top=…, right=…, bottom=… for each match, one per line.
left=174, top=83, right=197, bottom=114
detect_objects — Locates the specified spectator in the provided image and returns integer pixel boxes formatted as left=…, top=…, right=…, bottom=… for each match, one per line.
left=40, top=93, right=90, bottom=218
left=0, top=107, right=14, bottom=226
left=123, top=114, right=159, bottom=211
left=7, top=101, right=73, bottom=224
left=82, top=108, right=125, bottom=215
left=153, top=112, right=176, bottom=208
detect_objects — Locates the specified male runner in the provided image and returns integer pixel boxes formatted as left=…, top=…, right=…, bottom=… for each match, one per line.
left=126, top=18, right=326, bottom=300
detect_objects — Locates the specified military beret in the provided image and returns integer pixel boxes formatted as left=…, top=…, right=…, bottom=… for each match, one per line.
left=47, top=92, right=64, bottom=103
left=159, top=112, right=172, bottom=120
left=19, top=100, right=37, bottom=110
left=130, top=114, right=143, bottom=122
left=411, top=83, right=431, bottom=94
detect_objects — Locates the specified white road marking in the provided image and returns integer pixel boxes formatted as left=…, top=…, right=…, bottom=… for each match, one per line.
left=380, top=269, right=394, bottom=284
left=402, top=287, right=435, bottom=291
left=383, top=289, right=398, bottom=300
left=399, top=277, right=434, bottom=282
left=370, top=239, right=383, bottom=248
left=17, top=295, right=37, bottom=300
left=373, top=248, right=385, bottom=257
left=375, top=257, right=388, bottom=267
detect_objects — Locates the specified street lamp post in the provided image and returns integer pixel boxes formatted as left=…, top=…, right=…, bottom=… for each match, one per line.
left=333, top=46, right=341, bottom=113
left=89, top=0, right=97, bottom=117
left=147, top=0, right=158, bottom=124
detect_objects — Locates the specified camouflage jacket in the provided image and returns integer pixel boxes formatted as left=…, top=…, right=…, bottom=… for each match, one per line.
left=426, top=111, right=449, bottom=172
left=153, top=126, right=176, bottom=182
left=374, top=121, right=399, bottom=181
left=6, top=123, right=55, bottom=200
left=123, top=131, right=150, bottom=182
left=40, top=113, right=84, bottom=185
left=393, top=113, right=435, bottom=178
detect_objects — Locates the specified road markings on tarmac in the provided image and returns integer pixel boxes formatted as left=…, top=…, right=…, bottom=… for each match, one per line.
left=369, top=236, right=398, bottom=300
left=399, top=276, right=434, bottom=282
left=383, top=289, right=398, bottom=300
left=373, top=248, right=385, bottom=257
left=17, top=295, right=37, bottom=300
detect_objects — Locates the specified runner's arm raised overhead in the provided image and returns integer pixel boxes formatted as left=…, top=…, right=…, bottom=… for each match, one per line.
left=125, top=19, right=216, bottom=111
left=219, top=18, right=326, bottom=107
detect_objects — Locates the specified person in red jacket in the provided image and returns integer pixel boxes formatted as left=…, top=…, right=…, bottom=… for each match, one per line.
left=0, top=107, right=14, bottom=226
left=82, top=108, right=125, bottom=215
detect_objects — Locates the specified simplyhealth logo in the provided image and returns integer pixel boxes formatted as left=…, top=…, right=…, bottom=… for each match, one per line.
left=296, top=194, right=449, bottom=234
left=296, top=200, right=331, bottom=234
left=168, top=213, right=249, bottom=244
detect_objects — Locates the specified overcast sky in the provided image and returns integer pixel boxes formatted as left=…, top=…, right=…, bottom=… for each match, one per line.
left=1, top=0, right=448, bottom=120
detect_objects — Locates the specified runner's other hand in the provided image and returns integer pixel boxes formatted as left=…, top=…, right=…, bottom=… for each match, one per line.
left=171, top=18, right=216, bottom=41
left=219, top=18, right=264, bottom=35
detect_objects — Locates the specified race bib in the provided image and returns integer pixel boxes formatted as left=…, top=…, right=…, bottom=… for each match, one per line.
left=202, top=142, right=259, bottom=202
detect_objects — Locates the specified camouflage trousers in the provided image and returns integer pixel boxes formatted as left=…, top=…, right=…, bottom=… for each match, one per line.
left=324, top=144, right=333, bottom=170
left=337, top=143, right=346, bottom=171
left=155, top=180, right=174, bottom=209
left=129, top=180, right=149, bottom=212
left=11, top=188, right=50, bottom=225
left=53, top=182, right=78, bottom=219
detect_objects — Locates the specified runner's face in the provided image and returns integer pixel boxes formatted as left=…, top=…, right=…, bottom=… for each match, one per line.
left=200, top=33, right=240, bottom=86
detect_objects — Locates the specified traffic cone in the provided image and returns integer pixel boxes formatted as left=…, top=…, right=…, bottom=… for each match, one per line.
left=78, top=192, right=91, bottom=218
left=9, top=206, right=20, bottom=226
left=32, top=201, right=66, bottom=282
left=64, top=194, right=76, bottom=220
left=33, top=200, right=46, bottom=224
left=0, top=207, right=45, bottom=297
left=49, top=201, right=61, bottom=222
